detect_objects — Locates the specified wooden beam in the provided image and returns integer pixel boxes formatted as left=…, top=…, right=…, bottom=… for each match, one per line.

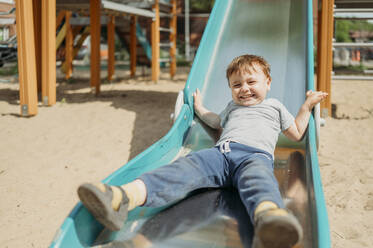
left=60, top=26, right=83, bottom=74
left=32, top=0, right=42, bottom=92
left=61, top=26, right=90, bottom=72
left=56, top=22, right=67, bottom=50
left=15, top=0, right=38, bottom=116
left=41, top=0, right=56, bottom=105
left=130, top=15, right=137, bottom=77
left=316, top=0, right=333, bottom=117
left=56, top=10, right=66, bottom=29
left=169, top=0, right=177, bottom=78
left=90, top=0, right=101, bottom=95
left=72, top=26, right=83, bottom=37
left=65, top=11, right=73, bottom=79
left=151, top=0, right=160, bottom=82
left=107, top=15, right=115, bottom=81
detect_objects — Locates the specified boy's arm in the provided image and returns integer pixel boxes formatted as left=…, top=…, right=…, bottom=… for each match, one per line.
left=193, top=89, right=222, bottom=130
left=283, top=90, right=328, bottom=142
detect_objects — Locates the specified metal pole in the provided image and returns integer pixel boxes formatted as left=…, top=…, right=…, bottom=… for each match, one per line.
left=334, top=8, right=373, bottom=13
left=332, top=75, right=373, bottom=80
left=333, top=42, right=373, bottom=47
left=185, top=0, right=190, bottom=61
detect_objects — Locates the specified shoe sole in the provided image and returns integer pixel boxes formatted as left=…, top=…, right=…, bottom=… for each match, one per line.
left=78, top=184, right=124, bottom=231
left=257, top=214, right=303, bottom=248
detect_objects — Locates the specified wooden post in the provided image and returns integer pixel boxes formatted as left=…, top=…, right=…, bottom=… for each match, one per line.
left=90, top=0, right=101, bottom=94
left=316, top=0, right=323, bottom=93
left=151, top=0, right=160, bottom=82
left=41, top=0, right=56, bottom=105
left=107, top=15, right=115, bottom=81
left=325, top=0, right=334, bottom=116
left=316, top=0, right=333, bottom=117
left=65, top=11, right=73, bottom=79
left=169, top=0, right=177, bottom=78
left=130, top=15, right=137, bottom=77
left=15, top=0, right=38, bottom=116
left=32, top=0, right=42, bottom=92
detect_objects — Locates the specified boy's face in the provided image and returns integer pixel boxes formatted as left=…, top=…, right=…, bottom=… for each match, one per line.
left=228, top=64, right=271, bottom=106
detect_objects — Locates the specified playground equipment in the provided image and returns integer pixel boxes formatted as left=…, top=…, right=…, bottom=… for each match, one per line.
left=317, top=0, right=373, bottom=117
left=14, top=0, right=177, bottom=116
left=333, top=2, right=373, bottom=81
left=50, top=0, right=330, bottom=247
left=55, top=0, right=177, bottom=82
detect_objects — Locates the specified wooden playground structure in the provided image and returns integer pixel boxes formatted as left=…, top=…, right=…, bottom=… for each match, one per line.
left=15, top=0, right=177, bottom=116
left=14, top=0, right=346, bottom=117
left=316, top=0, right=334, bottom=118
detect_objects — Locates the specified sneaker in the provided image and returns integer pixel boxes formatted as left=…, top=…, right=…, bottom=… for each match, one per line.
left=254, top=208, right=303, bottom=248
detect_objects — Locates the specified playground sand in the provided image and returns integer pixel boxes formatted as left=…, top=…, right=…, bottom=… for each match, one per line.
left=318, top=80, right=373, bottom=248
left=0, top=68, right=372, bottom=247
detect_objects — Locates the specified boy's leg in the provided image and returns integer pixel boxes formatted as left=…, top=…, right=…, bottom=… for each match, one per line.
left=233, top=155, right=284, bottom=222
left=138, top=147, right=229, bottom=207
left=233, top=155, right=302, bottom=248
left=78, top=147, right=229, bottom=230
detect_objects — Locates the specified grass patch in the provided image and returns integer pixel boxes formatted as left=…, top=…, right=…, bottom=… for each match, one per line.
left=0, top=64, right=18, bottom=76
left=334, top=64, right=367, bottom=74
left=177, top=58, right=192, bottom=67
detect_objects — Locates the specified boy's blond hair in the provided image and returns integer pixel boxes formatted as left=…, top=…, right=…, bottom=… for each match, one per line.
left=226, top=54, right=271, bottom=82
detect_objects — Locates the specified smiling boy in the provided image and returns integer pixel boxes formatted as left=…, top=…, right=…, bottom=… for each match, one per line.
left=78, top=54, right=327, bottom=248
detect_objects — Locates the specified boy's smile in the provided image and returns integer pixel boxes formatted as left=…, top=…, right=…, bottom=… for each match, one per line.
left=228, top=64, right=271, bottom=106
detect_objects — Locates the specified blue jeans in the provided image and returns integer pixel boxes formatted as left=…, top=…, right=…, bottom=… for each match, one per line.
left=138, top=141, right=284, bottom=223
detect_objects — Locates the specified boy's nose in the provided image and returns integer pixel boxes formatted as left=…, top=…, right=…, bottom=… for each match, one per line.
left=241, top=83, right=251, bottom=92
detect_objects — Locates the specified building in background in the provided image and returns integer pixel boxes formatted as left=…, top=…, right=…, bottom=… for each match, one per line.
left=0, top=0, right=15, bottom=42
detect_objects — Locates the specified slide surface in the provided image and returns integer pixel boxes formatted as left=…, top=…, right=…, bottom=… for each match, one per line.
left=51, top=0, right=330, bottom=247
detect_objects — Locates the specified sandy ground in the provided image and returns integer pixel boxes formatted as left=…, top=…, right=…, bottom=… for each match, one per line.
left=0, top=67, right=372, bottom=247
left=318, top=80, right=373, bottom=248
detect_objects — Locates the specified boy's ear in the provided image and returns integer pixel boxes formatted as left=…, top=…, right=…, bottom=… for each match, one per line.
left=267, top=78, right=272, bottom=90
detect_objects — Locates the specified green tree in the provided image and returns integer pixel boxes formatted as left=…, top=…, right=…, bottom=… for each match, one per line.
left=335, top=20, right=352, bottom=42
left=190, top=0, right=215, bottom=12
left=335, top=20, right=373, bottom=42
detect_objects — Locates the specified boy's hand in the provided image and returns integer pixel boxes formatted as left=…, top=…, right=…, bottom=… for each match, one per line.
left=305, top=90, right=328, bottom=110
left=192, top=89, right=222, bottom=130
left=284, top=90, right=328, bottom=142
left=193, top=89, right=203, bottom=114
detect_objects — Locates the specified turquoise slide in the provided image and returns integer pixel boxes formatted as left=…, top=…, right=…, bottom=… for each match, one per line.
left=50, top=0, right=330, bottom=247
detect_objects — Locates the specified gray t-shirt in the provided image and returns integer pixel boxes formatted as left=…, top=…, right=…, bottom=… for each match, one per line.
left=216, top=98, right=295, bottom=157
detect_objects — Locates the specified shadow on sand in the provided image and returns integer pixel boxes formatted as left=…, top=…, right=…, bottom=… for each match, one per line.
left=0, top=75, right=185, bottom=159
